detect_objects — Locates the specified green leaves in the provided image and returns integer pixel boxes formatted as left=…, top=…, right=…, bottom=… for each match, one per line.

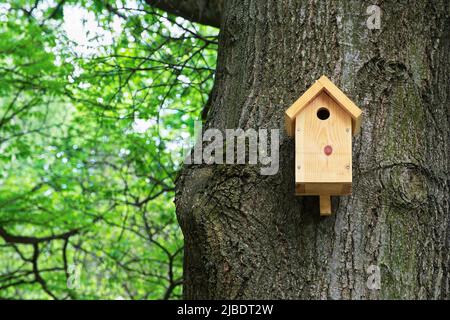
left=0, top=0, right=217, bottom=300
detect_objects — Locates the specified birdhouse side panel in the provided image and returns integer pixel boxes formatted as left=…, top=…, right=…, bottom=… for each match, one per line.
left=295, top=92, right=352, bottom=185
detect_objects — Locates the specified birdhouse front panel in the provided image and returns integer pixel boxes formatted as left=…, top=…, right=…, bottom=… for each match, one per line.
left=294, top=91, right=352, bottom=196
left=284, top=75, right=362, bottom=215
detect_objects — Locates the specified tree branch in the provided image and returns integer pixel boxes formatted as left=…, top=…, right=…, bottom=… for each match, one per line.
left=0, top=227, right=78, bottom=245
left=144, top=0, right=223, bottom=28
left=31, top=243, right=58, bottom=299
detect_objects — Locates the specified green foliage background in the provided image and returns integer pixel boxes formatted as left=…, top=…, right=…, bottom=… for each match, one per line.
left=0, top=0, right=217, bottom=299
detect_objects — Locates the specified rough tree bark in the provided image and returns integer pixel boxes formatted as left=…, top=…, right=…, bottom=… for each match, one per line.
left=157, top=0, right=450, bottom=299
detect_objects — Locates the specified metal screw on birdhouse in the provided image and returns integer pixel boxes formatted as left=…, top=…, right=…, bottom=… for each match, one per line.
left=297, top=165, right=301, bottom=170
left=345, top=164, right=350, bottom=169
left=346, top=128, right=350, bottom=133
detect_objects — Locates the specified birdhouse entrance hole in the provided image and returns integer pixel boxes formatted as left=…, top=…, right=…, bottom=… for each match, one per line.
left=317, top=107, right=330, bottom=120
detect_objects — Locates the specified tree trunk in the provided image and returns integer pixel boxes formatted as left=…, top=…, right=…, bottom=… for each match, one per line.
left=175, top=0, right=450, bottom=299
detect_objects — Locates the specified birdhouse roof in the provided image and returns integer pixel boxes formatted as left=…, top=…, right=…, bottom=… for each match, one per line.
left=285, top=75, right=362, bottom=137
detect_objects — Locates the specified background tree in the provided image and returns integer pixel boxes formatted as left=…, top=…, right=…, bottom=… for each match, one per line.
left=0, top=0, right=217, bottom=299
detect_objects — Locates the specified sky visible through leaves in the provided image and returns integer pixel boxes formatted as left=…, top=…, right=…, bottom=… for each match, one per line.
left=0, top=0, right=218, bottom=299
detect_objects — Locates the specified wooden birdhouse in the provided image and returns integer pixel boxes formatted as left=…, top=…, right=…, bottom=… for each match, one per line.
left=285, top=75, right=362, bottom=216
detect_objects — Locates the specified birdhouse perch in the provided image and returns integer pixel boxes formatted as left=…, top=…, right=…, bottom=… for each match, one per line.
left=285, top=75, right=363, bottom=216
